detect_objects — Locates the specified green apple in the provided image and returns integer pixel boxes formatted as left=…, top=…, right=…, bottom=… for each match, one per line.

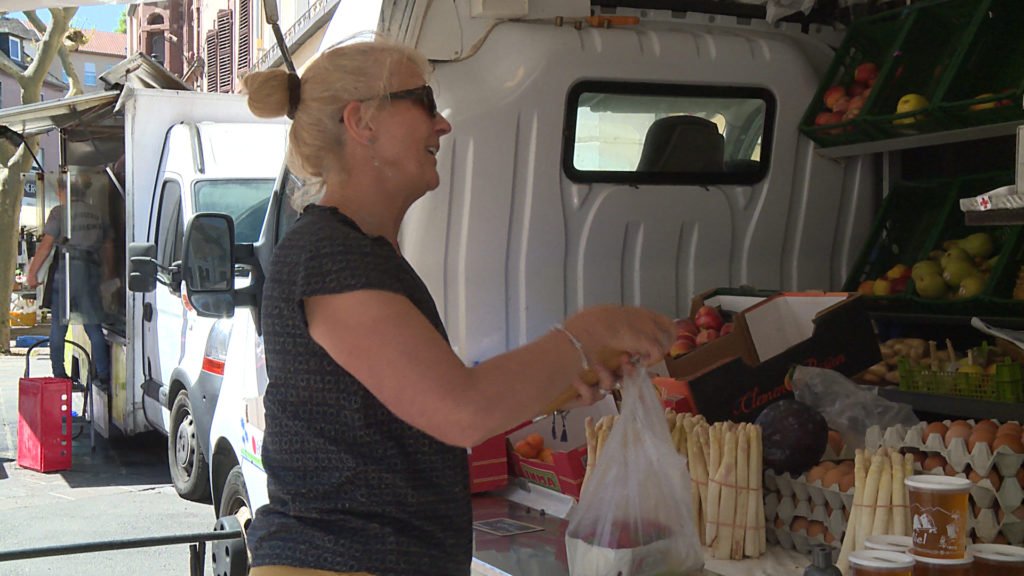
left=942, top=259, right=979, bottom=288
left=957, top=275, right=986, bottom=298
left=913, top=270, right=948, bottom=299
left=912, top=260, right=942, bottom=277
left=940, top=247, right=971, bottom=270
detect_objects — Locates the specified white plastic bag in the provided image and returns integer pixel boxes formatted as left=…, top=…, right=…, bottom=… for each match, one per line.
left=566, top=369, right=704, bottom=575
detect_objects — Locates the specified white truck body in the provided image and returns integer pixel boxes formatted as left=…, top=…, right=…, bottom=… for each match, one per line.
left=203, top=0, right=880, bottom=520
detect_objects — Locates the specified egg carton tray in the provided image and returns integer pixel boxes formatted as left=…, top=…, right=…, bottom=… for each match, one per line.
left=769, top=522, right=841, bottom=562
left=764, top=468, right=854, bottom=512
left=865, top=420, right=1024, bottom=477
left=969, top=504, right=1024, bottom=546
left=765, top=492, right=849, bottom=539
left=915, top=466, right=1023, bottom=511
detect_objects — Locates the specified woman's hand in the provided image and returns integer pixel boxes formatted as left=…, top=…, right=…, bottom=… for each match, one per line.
left=558, top=305, right=674, bottom=406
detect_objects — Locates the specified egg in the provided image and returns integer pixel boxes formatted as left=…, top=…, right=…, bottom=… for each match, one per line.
left=823, top=467, right=845, bottom=489
left=791, top=517, right=809, bottom=533
left=910, top=450, right=927, bottom=465
left=923, top=454, right=947, bottom=472
left=968, top=468, right=1002, bottom=491
left=824, top=530, right=836, bottom=544
left=994, top=533, right=1009, bottom=545
left=838, top=471, right=855, bottom=493
left=944, top=463, right=958, bottom=476
left=992, top=434, right=1024, bottom=454
left=923, top=422, right=948, bottom=444
left=949, top=420, right=972, bottom=432
left=820, top=461, right=838, bottom=471
left=774, top=516, right=785, bottom=529
left=974, top=419, right=999, bottom=435
left=997, top=421, right=1022, bottom=437
left=968, top=428, right=996, bottom=452
left=945, top=423, right=973, bottom=448
left=806, top=464, right=829, bottom=485
left=807, top=520, right=826, bottom=539
left=837, top=459, right=855, bottom=472
left=997, top=508, right=1006, bottom=524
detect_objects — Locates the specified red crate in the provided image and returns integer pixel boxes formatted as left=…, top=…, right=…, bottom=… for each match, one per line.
left=17, top=377, right=73, bottom=473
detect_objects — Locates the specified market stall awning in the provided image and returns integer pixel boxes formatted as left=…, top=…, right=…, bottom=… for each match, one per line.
left=0, top=90, right=118, bottom=137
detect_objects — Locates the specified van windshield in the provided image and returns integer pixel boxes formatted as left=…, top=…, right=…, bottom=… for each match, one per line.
left=193, top=179, right=275, bottom=243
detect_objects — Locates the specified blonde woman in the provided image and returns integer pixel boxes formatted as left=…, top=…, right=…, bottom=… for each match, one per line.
left=243, top=40, right=674, bottom=576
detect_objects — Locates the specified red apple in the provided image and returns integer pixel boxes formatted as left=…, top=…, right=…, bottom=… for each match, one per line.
left=669, top=337, right=696, bottom=358
left=694, top=305, right=724, bottom=331
left=890, top=276, right=910, bottom=294
left=854, top=62, right=878, bottom=85
left=848, top=82, right=869, bottom=98
left=673, top=317, right=699, bottom=338
left=720, top=322, right=734, bottom=336
left=815, top=111, right=844, bottom=128
left=823, top=85, right=847, bottom=110
left=831, top=96, right=851, bottom=113
left=696, top=328, right=719, bottom=346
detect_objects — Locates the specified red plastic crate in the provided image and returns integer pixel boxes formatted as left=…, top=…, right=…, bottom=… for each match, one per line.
left=17, top=377, right=73, bottom=473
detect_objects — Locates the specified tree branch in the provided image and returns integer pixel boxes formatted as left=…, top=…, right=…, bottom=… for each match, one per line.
left=24, top=10, right=47, bottom=35
left=0, top=51, right=24, bottom=80
left=58, top=45, right=83, bottom=97
left=22, top=7, right=76, bottom=89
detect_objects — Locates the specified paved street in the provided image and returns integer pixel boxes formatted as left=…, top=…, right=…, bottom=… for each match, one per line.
left=0, top=346, right=217, bottom=576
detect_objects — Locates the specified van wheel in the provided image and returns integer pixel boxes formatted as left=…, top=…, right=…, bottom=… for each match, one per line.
left=214, top=466, right=251, bottom=576
left=169, top=391, right=210, bottom=501
left=218, top=466, right=252, bottom=526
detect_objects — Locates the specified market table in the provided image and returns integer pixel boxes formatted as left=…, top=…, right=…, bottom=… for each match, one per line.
left=471, top=492, right=810, bottom=576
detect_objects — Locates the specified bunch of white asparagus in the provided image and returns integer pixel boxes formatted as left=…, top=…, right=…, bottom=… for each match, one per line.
left=836, top=447, right=913, bottom=574
left=584, top=410, right=766, bottom=560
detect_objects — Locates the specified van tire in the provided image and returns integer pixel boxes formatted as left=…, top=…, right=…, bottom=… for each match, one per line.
left=218, top=466, right=252, bottom=525
left=169, top=391, right=211, bottom=501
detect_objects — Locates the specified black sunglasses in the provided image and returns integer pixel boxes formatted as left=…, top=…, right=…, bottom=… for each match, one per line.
left=340, top=85, right=438, bottom=123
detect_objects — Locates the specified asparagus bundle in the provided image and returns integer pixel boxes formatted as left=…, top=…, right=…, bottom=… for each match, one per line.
left=583, top=408, right=764, bottom=560
left=836, top=447, right=913, bottom=575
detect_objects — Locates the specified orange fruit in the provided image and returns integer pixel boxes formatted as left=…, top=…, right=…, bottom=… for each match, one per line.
left=538, top=448, right=554, bottom=465
left=514, top=439, right=540, bottom=459
left=525, top=433, right=545, bottom=452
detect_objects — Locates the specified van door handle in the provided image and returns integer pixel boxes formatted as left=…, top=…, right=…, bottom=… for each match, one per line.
left=143, top=302, right=153, bottom=322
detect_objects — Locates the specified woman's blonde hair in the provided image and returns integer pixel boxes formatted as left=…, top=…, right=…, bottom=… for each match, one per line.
left=242, top=38, right=431, bottom=183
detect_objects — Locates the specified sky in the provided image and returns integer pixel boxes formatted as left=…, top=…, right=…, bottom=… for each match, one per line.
left=19, top=4, right=126, bottom=33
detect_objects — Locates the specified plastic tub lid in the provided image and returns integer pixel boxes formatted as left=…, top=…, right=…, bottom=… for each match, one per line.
left=908, top=552, right=974, bottom=565
left=865, top=534, right=912, bottom=552
left=904, top=475, right=972, bottom=492
left=849, top=550, right=916, bottom=569
left=969, top=544, right=1024, bottom=562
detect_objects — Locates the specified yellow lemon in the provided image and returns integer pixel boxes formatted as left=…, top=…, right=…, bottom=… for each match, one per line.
left=893, top=93, right=929, bottom=125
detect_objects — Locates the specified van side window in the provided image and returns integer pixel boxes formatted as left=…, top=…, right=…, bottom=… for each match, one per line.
left=155, top=179, right=183, bottom=266
left=563, top=82, right=775, bottom=186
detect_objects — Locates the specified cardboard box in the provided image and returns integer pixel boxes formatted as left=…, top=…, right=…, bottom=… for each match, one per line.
left=507, top=397, right=617, bottom=499
left=468, top=432, right=510, bottom=494
left=667, top=292, right=881, bottom=423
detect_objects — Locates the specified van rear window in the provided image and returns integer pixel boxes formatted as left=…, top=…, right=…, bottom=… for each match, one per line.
left=563, top=82, right=775, bottom=185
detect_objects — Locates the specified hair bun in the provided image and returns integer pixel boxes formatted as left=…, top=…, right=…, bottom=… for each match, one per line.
left=243, top=69, right=293, bottom=119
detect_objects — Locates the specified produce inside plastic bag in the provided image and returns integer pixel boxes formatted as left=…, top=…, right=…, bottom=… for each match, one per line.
left=791, top=365, right=920, bottom=450
left=565, top=369, right=704, bottom=575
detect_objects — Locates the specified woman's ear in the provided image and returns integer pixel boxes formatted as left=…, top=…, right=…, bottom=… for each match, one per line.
left=340, top=100, right=374, bottom=146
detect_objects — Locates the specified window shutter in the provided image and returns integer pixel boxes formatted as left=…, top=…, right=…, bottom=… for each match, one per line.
left=237, top=0, right=251, bottom=76
left=216, top=9, right=234, bottom=93
left=205, top=31, right=217, bottom=92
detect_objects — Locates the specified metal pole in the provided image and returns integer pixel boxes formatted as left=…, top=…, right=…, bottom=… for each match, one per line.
left=0, top=529, right=242, bottom=562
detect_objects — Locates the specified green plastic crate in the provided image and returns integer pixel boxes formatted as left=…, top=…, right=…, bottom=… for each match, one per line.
left=860, top=0, right=986, bottom=138
left=936, top=0, right=1024, bottom=127
left=799, top=8, right=912, bottom=147
left=842, top=179, right=956, bottom=307
left=908, top=173, right=1018, bottom=312
left=898, top=358, right=1024, bottom=403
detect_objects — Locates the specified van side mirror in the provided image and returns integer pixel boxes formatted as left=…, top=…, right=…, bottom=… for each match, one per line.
left=182, top=213, right=236, bottom=318
left=128, top=243, right=157, bottom=293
